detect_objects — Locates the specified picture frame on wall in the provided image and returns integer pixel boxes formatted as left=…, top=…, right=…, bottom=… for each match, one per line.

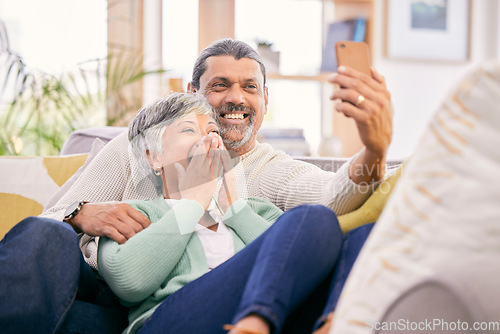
left=385, top=0, right=470, bottom=62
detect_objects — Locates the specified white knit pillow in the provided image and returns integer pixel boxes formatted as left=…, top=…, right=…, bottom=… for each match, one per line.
left=331, top=61, right=500, bottom=333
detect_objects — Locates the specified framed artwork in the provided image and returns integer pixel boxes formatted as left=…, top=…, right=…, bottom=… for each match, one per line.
left=385, top=0, right=470, bottom=61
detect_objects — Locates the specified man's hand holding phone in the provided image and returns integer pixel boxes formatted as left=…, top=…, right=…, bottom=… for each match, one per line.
left=328, top=41, right=393, bottom=184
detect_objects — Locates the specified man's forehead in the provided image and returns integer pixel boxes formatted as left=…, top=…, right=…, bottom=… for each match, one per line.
left=204, top=56, right=264, bottom=82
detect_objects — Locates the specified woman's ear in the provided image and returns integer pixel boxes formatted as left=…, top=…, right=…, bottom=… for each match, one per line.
left=145, top=149, right=161, bottom=170
left=187, top=82, right=196, bottom=93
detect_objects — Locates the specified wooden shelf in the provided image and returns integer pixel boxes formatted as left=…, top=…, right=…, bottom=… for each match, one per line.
left=267, top=72, right=334, bottom=82
left=332, top=0, right=374, bottom=57
left=333, top=0, right=372, bottom=3
left=329, top=0, right=374, bottom=156
left=194, top=0, right=374, bottom=158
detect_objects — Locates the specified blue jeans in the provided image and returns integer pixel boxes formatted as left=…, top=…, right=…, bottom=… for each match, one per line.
left=0, top=217, right=128, bottom=334
left=138, top=205, right=375, bottom=334
left=0, top=209, right=373, bottom=334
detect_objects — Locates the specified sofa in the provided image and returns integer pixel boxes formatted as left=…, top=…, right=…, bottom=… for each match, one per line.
left=0, top=126, right=403, bottom=239
left=2, top=61, right=499, bottom=333
left=328, top=60, right=500, bottom=333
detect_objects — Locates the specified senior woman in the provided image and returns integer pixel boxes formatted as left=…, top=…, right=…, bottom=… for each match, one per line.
left=97, top=92, right=348, bottom=334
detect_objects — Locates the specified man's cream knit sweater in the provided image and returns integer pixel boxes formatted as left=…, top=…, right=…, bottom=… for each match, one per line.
left=40, top=131, right=378, bottom=267
left=42, top=132, right=374, bottom=220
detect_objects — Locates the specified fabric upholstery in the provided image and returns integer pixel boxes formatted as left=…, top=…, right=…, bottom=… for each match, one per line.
left=60, top=126, right=126, bottom=155
left=1, top=125, right=403, bottom=240
left=337, top=165, right=404, bottom=233
left=0, top=154, right=88, bottom=237
left=330, top=61, right=500, bottom=333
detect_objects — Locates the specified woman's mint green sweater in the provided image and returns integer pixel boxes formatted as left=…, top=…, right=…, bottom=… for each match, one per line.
left=97, top=197, right=283, bottom=333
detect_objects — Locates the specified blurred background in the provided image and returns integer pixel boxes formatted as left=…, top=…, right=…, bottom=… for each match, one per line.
left=0, top=0, right=498, bottom=159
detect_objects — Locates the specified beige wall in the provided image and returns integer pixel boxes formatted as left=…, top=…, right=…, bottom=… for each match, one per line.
left=372, top=0, right=499, bottom=159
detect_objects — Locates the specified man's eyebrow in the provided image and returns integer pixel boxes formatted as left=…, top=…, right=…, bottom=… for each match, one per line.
left=209, top=76, right=229, bottom=83
left=243, top=78, right=260, bottom=85
left=208, top=76, right=260, bottom=84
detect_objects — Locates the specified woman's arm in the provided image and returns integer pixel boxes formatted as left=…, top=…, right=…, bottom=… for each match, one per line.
left=97, top=199, right=204, bottom=303
left=223, top=198, right=283, bottom=244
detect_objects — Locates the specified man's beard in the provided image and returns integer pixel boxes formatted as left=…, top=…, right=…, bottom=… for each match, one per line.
left=217, top=105, right=255, bottom=150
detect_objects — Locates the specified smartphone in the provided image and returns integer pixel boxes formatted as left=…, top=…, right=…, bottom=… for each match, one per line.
left=335, top=41, right=371, bottom=76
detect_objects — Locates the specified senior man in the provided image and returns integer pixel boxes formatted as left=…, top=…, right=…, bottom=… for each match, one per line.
left=44, top=38, right=392, bottom=243
left=0, top=39, right=392, bottom=333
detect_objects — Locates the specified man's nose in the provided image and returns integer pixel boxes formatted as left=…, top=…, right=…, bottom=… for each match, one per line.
left=224, top=84, right=245, bottom=105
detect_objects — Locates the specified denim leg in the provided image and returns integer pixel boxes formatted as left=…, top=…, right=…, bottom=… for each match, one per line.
left=314, top=222, right=375, bottom=329
left=0, top=217, right=81, bottom=334
left=57, top=267, right=129, bottom=334
left=57, top=300, right=129, bottom=334
left=138, top=205, right=343, bottom=334
left=231, top=205, right=343, bottom=333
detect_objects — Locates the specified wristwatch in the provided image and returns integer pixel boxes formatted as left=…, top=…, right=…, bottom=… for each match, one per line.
left=63, top=201, right=88, bottom=232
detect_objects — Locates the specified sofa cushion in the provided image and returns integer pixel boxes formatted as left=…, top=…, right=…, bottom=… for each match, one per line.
left=44, top=138, right=106, bottom=210
left=59, top=126, right=126, bottom=155
left=0, top=154, right=88, bottom=238
left=337, top=164, right=404, bottom=233
left=331, top=61, right=500, bottom=332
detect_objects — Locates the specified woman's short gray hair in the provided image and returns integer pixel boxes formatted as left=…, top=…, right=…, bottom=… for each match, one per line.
left=128, top=92, right=217, bottom=187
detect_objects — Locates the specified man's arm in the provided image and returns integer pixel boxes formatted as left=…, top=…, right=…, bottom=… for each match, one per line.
left=244, top=143, right=375, bottom=215
left=40, top=132, right=151, bottom=244
left=329, top=66, right=393, bottom=185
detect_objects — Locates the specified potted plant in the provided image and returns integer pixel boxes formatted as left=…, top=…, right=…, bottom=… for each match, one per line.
left=0, top=20, right=164, bottom=156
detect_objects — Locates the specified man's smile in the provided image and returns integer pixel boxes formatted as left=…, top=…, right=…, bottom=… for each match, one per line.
left=217, top=104, right=253, bottom=125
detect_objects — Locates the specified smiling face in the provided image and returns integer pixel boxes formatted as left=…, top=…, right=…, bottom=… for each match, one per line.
left=146, top=114, right=220, bottom=191
left=190, top=55, right=269, bottom=155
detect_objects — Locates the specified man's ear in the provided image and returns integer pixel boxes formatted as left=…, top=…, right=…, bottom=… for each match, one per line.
left=187, top=82, right=196, bottom=93
left=264, top=86, right=269, bottom=115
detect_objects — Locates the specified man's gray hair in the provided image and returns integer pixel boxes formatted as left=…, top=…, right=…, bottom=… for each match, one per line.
left=191, top=38, right=267, bottom=90
left=128, top=92, right=217, bottom=189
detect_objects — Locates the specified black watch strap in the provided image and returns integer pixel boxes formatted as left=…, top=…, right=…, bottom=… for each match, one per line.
left=63, top=201, right=88, bottom=233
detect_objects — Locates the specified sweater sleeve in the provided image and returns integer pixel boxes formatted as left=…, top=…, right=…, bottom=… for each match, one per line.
left=97, top=199, right=204, bottom=304
left=257, top=148, right=384, bottom=215
left=223, top=198, right=283, bottom=244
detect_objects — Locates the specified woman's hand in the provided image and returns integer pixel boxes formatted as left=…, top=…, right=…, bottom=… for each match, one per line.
left=217, top=136, right=238, bottom=213
left=174, top=133, right=223, bottom=210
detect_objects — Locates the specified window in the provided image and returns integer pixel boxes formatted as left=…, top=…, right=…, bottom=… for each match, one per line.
left=0, top=0, right=106, bottom=74
left=162, top=0, right=199, bottom=87
left=235, top=0, right=323, bottom=76
left=235, top=0, right=324, bottom=155
left=0, top=0, right=107, bottom=154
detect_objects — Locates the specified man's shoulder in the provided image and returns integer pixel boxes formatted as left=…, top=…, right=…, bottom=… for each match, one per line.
left=247, top=142, right=292, bottom=162
left=248, top=142, right=318, bottom=170
left=91, top=130, right=129, bottom=158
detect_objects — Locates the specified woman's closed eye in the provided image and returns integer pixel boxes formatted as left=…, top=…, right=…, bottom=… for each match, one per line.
left=181, top=127, right=196, bottom=134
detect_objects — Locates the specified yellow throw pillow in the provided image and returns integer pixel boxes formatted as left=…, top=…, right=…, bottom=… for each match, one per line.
left=0, top=154, right=87, bottom=238
left=338, top=165, right=404, bottom=233
left=331, top=61, right=500, bottom=332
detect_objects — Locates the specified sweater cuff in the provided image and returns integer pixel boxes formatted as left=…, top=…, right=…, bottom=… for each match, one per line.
left=343, top=149, right=388, bottom=192
left=222, top=198, right=250, bottom=221
left=169, top=199, right=205, bottom=234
